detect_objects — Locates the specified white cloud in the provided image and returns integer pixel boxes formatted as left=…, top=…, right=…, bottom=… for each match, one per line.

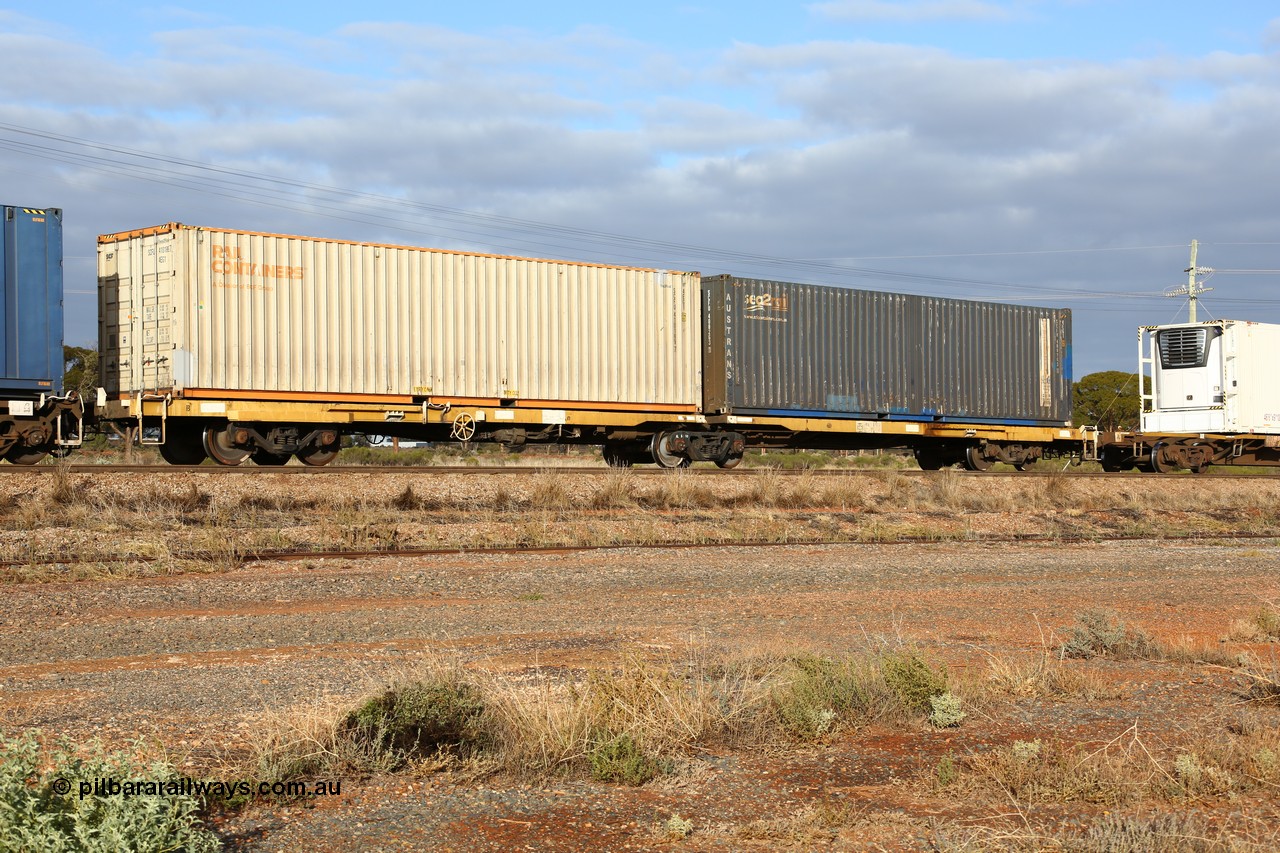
left=810, top=0, right=1018, bottom=23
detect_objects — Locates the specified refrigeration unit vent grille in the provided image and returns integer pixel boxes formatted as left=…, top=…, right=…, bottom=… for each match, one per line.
left=1158, top=327, right=1209, bottom=369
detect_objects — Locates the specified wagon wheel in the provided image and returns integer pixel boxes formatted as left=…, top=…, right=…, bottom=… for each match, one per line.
left=963, top=445, right=994, bottom=472
left=650, top=431, right=690, bottom=469
left=202, top=425, right=251, bottom=466
left=450, top=412, right=477, bottom=442
left=913, top=448, right=946, bottom=471
left=297, top=444, right=340, bottom=467
left=159, top=423, right=208, bottom=466
left=715, top=454, right=743, bottom=470
left=5, top=446, right=48, bottom=466
left=1149, top=441, right=1179, bottom=475
left=602, top=445, right=633, bottom=468
left=1099, top=445, right=1126, bottom=473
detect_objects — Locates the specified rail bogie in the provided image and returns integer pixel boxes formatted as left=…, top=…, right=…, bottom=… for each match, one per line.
left=1095, top=432, right=1280, bottom=474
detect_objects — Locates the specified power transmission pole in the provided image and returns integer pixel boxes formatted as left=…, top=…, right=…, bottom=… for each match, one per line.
left=1164, top=239, right=1213, bottom=322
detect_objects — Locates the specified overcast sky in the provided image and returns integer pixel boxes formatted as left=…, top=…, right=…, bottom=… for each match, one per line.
left=3, top=1, right=1279, bottom=376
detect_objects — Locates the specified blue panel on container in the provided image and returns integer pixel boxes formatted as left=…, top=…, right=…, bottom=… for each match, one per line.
left=825, top=394, right=859, bottom=411
left=0, top=205, right=63, bottom=395
left=751, top=407, right=1062, bottom=427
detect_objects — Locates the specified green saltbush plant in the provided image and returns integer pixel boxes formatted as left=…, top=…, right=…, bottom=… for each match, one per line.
left=0, top=730, right=220, bottom=853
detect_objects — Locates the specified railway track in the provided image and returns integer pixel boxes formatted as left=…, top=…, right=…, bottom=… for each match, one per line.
left=5, top=529, right=1278, bottom=573
left=2, top=463, right=1276, bottom=479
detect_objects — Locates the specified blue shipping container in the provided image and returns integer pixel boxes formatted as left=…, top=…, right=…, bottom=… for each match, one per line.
left=0, top=206, right=63, bottom=394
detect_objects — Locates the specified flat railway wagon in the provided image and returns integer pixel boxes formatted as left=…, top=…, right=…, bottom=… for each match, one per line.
left=0, top=205, right=84, bottom=464
left=1097, top=320, right=1280, bottom=473
left=97, top=222, right=1083, bottom=468
left=97, top=222, right=739, bottom=466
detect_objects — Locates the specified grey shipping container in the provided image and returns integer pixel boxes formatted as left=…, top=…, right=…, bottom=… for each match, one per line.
left=702, top=276, right=1072, bottom=426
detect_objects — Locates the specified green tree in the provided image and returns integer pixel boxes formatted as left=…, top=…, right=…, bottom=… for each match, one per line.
left=1072, top=370, right=1140, bottom=431
left=63, top=345, right=98, bottom=400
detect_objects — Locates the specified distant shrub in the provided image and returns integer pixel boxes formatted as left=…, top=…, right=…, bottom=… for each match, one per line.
left=588, top=734, right=668, bottom=785
left=928, top=692, right=966, bottom=728
left=336, top=446, right=437, bottom=466
left=743, top=451, right=830, bottom=470
left=1252, top=606, right=1280, bottom=640
left=1061, top=610, right=1160, bottom=660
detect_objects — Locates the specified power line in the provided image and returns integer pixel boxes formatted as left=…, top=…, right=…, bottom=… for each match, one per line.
left=0, top=120, right=1269, bottom=307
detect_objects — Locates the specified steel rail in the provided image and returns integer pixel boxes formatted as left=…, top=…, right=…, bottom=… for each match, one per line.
left=2, top=464, right=1278, bottom=479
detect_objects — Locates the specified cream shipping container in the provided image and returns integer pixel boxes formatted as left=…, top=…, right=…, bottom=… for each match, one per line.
left=99, top=223, right=702, bottom=409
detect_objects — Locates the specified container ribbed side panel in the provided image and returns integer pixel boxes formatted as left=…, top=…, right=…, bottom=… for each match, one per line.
left=1, top=205, right=63, bottom=393
left=705, top=275, right=1070, bottom=425
left=99, top=225, right=701, bottom=405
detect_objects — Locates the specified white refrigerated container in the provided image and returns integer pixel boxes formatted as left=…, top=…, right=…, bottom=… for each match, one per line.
left=1141, top=320, right=1280, bottom=434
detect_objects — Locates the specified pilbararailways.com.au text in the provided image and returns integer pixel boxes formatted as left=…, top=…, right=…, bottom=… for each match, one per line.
left=61, top=777, right=343, bottom=800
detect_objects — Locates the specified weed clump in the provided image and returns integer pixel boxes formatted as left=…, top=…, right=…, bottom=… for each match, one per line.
left=880, top=649, right=949, bottom=712
left=1061, top=609, right=1160, bottom=660
left=389, top=485, right=443, bottom=511
left=48, top=465, right=84, bottom=506
left=1231, top=653, right=1280, bottom=705
left=770, top=654, right=870, bottom=740
left=344, top=678, right=488, bottom=761
left=967, top=737, right=1132, bottom=806
left=1065, top=813, right=1200, bottom=852
left=529, top=471, right=572, bottom=510
left=591, top=469, right=636, bottom=509
left=1256, top=607, right=1280, bottom=639
left=587, top=733, right=668, bottom=785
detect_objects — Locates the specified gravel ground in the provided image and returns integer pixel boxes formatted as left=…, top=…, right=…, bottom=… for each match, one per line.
left=2, top=471, right=1280, bottom=850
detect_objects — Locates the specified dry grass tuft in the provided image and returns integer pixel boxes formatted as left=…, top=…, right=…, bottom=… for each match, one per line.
left=964, top=729, right=1147, bottom=807
left=590, top=469, right=636, bottom=509
left=736, top=803, right=859, bottom=846
left=982, top=649, right=1121, bottom=702
left=639, top=471, right=719, bottom=510
left=528, top=470, right=573, bottom=511
left=245, top=644, right=960, bottom=791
